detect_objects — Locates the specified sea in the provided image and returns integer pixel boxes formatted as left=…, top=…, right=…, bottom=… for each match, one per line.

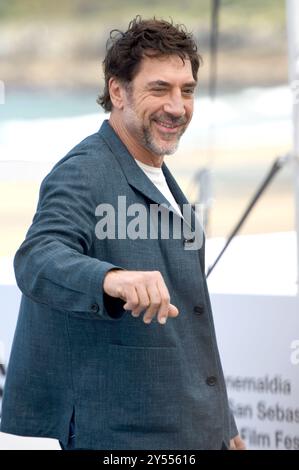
left=0, top=85, right=293, bottom=175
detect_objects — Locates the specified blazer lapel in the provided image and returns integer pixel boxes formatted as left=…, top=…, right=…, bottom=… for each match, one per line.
left=99, top=120, right=197, bottom=233
left=100, top=120, right=173, bottom=209
left=161, top=163, right=190, bottom=209
left=163, top=164, right=201, bottom=235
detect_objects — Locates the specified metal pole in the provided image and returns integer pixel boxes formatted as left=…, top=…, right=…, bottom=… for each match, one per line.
left=287, top=0, right=299, bottom=291
left=209, top=0, right=220, bottom=101
left=206, top=154, right=291, bottom=277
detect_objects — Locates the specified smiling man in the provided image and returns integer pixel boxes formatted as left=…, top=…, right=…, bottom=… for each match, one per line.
left=1, top=17, right=245, bottom=450
left=108, top=54, right=195, bottom=160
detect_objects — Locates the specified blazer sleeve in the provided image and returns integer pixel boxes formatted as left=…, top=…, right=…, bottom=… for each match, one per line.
left=14, top=152, right=126, bottom=320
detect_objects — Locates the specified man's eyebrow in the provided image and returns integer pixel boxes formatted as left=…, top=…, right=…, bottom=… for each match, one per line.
left=146, top=80, right=197, bottom=88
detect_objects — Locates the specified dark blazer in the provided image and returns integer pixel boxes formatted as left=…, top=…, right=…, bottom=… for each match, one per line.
left=1, top=120, right=237, bottom=449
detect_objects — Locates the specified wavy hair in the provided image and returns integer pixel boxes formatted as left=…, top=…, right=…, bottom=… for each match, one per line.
left=97, top=16, right=202, bottom=112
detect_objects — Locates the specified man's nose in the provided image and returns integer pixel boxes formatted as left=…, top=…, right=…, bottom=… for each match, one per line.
left=163, top=92, right=185, bottom=117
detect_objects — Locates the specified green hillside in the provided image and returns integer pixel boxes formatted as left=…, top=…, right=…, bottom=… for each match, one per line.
left=0, top=0, right=285, bottom=28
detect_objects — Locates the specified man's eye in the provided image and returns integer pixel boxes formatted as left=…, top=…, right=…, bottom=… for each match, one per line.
left=151, top=88, right=167, bottom=93
left=183, top=89, right=195, bottom=95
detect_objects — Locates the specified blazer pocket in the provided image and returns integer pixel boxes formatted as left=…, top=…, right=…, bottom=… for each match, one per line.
left=107, top=344, right=182, bottom=433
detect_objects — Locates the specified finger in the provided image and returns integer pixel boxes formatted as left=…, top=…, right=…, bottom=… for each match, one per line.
left=131, top=284, right=150, bottom=317
left=229, top=438, right=236, bottom=450
left=156, top=282, right=170, bottom=324
left=123, top=286, right=139, bottom=311
left=115, top=284, right=126, bottom=301
left=143, top=284, right=162, bottom=324
left=168, top=304, right=179, bottom=318
left=235, top=436, right=246, bottom=450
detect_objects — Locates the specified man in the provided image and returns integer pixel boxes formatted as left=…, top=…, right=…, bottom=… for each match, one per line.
left=1, top=17, right=245, bottom=450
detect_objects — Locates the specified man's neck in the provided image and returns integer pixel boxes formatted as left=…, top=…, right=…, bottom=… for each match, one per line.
left=109, top=114, right=164, bottom=168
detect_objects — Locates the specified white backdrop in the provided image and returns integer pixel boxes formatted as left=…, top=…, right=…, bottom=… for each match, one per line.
left=212, top=293, right=299, bottom=450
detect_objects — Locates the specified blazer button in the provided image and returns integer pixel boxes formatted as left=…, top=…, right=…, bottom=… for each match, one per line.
left=193, top=305, right=204, bottom=315
left=91, top=303, right=99, bottom=313
left=183, top=236, right=195, bottom=246
left=206, top=376, right=217, bottom=386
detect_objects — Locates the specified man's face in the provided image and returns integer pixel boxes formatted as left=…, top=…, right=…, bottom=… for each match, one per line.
left=121, top=54, right=196, bottom=157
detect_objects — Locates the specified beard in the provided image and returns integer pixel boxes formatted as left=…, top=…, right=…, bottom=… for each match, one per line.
left=142, top=117, right=187, bottom=156
left=124, top=91, right=189, bottom=157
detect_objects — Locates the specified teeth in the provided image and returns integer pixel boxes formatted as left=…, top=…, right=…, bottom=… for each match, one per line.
left=157, top=121, right=174, bottom=128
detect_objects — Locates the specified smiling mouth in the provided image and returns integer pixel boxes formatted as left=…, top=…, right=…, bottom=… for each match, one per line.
left=153, top=119, right=183, bottom=133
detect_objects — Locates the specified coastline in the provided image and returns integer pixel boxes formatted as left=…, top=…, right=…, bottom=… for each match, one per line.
left=0, top=16, right=288, bottom=92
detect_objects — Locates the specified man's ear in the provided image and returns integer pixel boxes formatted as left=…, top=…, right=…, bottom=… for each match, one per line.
left=109, top=77, right=126, bottom=110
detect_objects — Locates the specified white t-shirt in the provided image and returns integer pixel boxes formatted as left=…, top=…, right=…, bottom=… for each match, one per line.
left=134, top=159, right=182, bottom=217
